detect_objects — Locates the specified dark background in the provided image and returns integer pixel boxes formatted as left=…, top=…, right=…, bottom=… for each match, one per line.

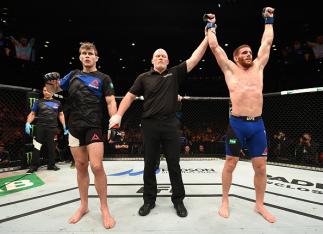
left=1, top=0, right=323, bottom=96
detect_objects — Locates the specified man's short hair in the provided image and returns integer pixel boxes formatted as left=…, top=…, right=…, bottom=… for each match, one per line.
left=79, top=42, right=98, bottom=56
left=233, top=44, right=252, bottom=58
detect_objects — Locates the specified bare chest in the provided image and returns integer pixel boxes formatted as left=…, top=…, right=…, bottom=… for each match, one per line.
left=227, top=70, right=263, bottom=93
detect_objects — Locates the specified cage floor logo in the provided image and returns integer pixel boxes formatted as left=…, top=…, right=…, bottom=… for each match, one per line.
left=107, top=168, right=217, bottom=176
left=108, top=169, right=146, bottom=176
left=0, top=174, right=44, bottom=196
left=267, top=174, right=323, bottom=194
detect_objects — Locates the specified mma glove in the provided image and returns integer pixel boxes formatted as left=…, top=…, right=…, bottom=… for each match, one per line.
left=44, top=72, right=60, bottom=82
left=25, top=122, right=32, bottom=135
left=203, top=14, right=217, bottom=30
left=108, top=114, right=122, bottom=142
left=63, top=125, right=69, bottom=135
left=107, top=128, right=122, bottom=142
left=109, top=114, right=122, bottom=129
left=262, top=7, right=274, bottom=24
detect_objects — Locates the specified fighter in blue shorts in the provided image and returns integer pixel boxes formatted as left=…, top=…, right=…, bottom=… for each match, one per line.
left=206, top=7, right=276, bottom=223
left=226, top=115, right=268, bottom=158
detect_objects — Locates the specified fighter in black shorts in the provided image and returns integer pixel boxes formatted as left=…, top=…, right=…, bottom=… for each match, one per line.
left=45, top=42, right=116, bottom=229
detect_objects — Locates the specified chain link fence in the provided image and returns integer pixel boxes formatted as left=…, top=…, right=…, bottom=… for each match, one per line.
left=263, top=89, right=323, bottom=168
left=1, top=84, right=322, bottom=171
left=0, top=85, right=35, bottom=170
left=111, top=88, right=323, bottom=169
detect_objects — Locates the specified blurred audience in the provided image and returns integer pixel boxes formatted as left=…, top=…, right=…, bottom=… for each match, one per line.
left=182, top=145, right=193, bottom=157
left=307, top=35, right=323, bottom=60
left=0, top=142, right=10, bottom=168
left=294, top=132, right=319, bottom=165
left=113, top=130, right=130, bottom=154
left=269, top=130, right=294, bottom=161
left=10, top=35, right=35, bottom=62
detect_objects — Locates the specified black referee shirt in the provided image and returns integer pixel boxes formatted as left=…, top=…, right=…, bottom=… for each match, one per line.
left=31, top=98, right=62, bottom=128
left=129, top=62, right=187, bottom=119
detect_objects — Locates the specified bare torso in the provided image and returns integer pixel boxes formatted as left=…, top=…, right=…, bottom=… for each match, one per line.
left=225, top=63, right=263, bottom=117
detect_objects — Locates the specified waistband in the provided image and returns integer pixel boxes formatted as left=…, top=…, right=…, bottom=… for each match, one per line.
left=231, top=115, right=262, bottom=121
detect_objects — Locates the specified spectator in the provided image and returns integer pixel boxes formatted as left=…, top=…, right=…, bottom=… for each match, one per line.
left=182, top=145, right=193, bottom=157
left=0, top=28, right=13, bottom=75
left=196, top=144, right=206, bottom=155
left=0, top=142, right=10, bottom=168
left=289, top=40, right=311, bottom=64
left=114, top=130, right=129, bottom=154
left=0, top=29, right=10, bottom=60
left=269, top=130, right=293, bottom=161
left=294, top=132, right=319, bottom=165
left=10, top=35, right=35, bottom=62
left=307, top=35, right=323, bottom=60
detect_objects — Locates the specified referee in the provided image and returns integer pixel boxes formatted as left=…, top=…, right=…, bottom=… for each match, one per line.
left=109, top=34, right=208, bottom=217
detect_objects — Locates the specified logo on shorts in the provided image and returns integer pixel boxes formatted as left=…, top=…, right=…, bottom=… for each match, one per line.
left=89, top=79, right=99, bottom=89
left=262, top=147, right=268, bottom=156
left=229, top=139, right=237, bottom=144
left=91, top=133, right=100, bottom=141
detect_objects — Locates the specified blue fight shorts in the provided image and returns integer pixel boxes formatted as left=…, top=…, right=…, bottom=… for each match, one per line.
left=225, top=115, right=268, bottom=157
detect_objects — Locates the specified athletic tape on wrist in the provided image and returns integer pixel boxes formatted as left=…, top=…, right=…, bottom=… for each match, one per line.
left=206, top=22, right=216, bottom=30
left=264, top=17, right=274, bottom=24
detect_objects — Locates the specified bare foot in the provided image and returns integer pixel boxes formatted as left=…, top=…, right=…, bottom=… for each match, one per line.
left=68, top=207, right=89, bottom=224
left=255, top=205, right=276, bottom=223
left=218, top=200, right=230, bottom=218
left=101, top=208, right=116, bottom=229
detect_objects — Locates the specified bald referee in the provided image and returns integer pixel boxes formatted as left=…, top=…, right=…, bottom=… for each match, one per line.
left=110, top=35, right=208, bottom=217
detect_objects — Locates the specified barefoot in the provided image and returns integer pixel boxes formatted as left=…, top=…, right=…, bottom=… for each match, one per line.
left=68, top=207, right=89, bottom=224
left=218, top=200, right=230, bottom=218
left=101, top=209, right=116, bottom=229
left=255, top=205, right=276, bottom=223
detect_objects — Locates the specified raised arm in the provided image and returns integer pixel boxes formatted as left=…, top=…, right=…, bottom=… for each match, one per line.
left=255, top=7, right=275, bottom=69
left=206, top=14, right=234, bottom=74
left=9, top=36, right=19, bottom=46
left=186, top=36, right=208, bottom=72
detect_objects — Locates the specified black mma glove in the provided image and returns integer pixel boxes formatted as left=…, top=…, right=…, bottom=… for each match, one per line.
left=108, top=128, right=122, bottom=142
left=44, top=72, right=60, bottom=82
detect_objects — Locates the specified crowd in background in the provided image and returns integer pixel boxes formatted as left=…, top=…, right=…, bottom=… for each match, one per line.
left=1, top=26, right=323, bottom=94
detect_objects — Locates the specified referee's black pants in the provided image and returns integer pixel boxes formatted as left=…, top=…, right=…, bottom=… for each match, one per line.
left=141, top=117, right=185, bottom=205
left=31, top=126, right=57, bottom=168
